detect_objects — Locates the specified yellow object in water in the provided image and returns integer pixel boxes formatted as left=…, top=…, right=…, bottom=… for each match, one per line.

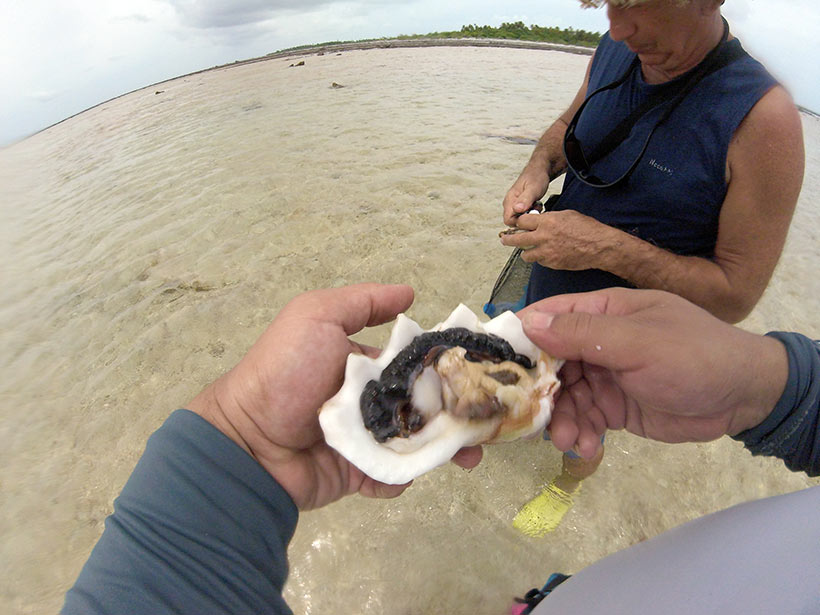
left=513, top=481, right=579, bottom=537
left=514, top=446, right=603, bottom=536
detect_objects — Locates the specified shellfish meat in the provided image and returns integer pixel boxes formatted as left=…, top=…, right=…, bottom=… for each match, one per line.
left=319, top=304, right=563, bottom=484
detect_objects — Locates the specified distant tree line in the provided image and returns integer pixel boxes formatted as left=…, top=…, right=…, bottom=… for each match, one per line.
left=274, top=21, right=602, bottom=56
left=401, top=21, right=601, bottom=47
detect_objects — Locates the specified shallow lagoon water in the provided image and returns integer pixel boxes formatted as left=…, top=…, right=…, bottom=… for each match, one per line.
left=1, top=45, right=819, bottom=614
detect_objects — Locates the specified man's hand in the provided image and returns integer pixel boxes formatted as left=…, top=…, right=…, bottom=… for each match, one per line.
left=501, top=209, right=621, bottom=271
left=188, top=283, right=482, bottom=510
left=502, top=165, right=550, bottom=226
left=519, top=288, right=789, bottom=459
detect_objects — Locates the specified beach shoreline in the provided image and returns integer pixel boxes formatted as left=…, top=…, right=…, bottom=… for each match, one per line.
left=271, top=36, right=596, bottom=59
left=29, top=38, right=593, bottom=141
left=26, top=36, right=818, bottom=148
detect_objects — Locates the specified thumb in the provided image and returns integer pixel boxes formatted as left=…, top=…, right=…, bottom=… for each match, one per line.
left=360, top=478, right=411, bottom=500
left=514, top=187, right=544, bottom=213
left=522, top=310, right=636, bottom=370
left=513, top=198, right=533, bottom=214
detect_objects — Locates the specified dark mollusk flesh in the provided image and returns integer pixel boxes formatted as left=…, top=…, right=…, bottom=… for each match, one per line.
left=360, top=328, right=533, bottom=442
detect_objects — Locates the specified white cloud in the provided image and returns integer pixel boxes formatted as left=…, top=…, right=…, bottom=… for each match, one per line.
left=166, top=0, right=290, bottom=28
left=724, top=0, right=820, bottom=108
left=27, top=90, right=62, bottom=102
left=163, top=0, right=413, bottom=30
left=1, top=0, right=818, bottom=146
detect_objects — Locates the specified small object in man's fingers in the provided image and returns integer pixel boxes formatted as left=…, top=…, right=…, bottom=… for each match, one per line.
left=511, top=201, right=544, bottom=219
left=498, top=228, right=536, bottom=250
left=499, top=226, right=527, bottom=237
left=500, top=203, right=542, bottom=237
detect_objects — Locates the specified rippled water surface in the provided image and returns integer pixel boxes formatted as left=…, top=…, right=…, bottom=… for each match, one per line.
left=1, top=46, right=819, bottom=614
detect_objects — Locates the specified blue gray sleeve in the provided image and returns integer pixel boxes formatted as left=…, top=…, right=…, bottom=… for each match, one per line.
left=62, top=409, right=298, bottom=614
left=732, top=332, right=820, bottom=477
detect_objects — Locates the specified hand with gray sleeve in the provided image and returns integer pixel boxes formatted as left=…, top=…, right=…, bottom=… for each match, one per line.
left=63, top=284, right=818, bottom=614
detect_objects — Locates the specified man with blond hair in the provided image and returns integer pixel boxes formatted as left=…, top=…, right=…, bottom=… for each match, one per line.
left=502, top=0, right=802, bottom=325
left=501, top=0, right=804, bottom=501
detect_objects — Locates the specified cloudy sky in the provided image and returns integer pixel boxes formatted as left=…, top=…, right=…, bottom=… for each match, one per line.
left=2, top=0, right=819, bottom=146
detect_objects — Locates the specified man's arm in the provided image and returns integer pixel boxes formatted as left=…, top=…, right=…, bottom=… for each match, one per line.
left=62, top=285, right=424, bottom=614
left=62, top=410, right=298, bottom=615
left=505, top=86, right=805, bottom=323
left=520, top=287, right=819, bottom=476
left=61, top=285, right=484, bottom=614
left=610, top=85, right=803, bottom=322
left=502, top=56, right=592, bottom=226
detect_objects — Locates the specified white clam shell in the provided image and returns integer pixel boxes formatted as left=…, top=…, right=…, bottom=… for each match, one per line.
left=318, top=304, right=563, bottom=485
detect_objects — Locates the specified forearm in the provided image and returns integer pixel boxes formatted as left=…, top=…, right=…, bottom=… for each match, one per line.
left=62, top=410, right=298, bottom=615
left=591, top=228, right=756, bottom=323
left=527, top=118, right=570, bottom=182
left=526, top=55, right=591, bottom=184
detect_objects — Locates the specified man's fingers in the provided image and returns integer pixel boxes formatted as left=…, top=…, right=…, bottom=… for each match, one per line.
left=584, top=364, right=628, bottom=430
left=365, top=479, right=411, bottom=500
left=513, top=199, right=533, bottom=214
left=335, top=283, right=415, bottom=334
left=284, top=283, right=415, bottom=337
left=547, top=396, right=581, bottom=453
left=354, top=343, right=383, bottom=360
left=522, top=307, right=645, bottom=370
left=451, top=446, right=483, bottom=470
left=519, top=287, right=673, bottom=322
left=356, top=284, right=415, bottom=329
left=518, top=290, right=611, bottom=320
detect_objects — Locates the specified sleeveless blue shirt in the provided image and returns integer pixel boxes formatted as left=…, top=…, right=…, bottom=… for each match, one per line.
left=526, top=31, right=777, bottom=301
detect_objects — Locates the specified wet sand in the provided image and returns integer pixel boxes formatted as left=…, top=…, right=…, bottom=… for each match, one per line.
left=1, top=43, right=818, bottom=614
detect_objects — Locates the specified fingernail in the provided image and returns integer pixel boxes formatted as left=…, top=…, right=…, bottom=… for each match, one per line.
left=522, top=311, right=554, bottom=332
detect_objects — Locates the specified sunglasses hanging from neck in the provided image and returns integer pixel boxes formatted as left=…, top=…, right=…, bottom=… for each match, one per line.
left=563, top=18, right=743, bottom=189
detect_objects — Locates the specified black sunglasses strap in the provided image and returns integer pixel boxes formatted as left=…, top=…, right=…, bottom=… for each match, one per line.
left=585, top=18, right=742, bottom=166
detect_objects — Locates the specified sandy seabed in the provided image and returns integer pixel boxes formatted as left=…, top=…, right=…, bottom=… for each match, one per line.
left=1, top=43, right=819, bottom=614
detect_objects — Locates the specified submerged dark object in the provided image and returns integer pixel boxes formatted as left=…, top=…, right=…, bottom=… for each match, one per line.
left=360, top=328, right=533, bottom=442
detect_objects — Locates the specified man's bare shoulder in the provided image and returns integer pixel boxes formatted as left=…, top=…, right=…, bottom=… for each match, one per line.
left=734, top=85, right=803, bottom=147
left=727, top=85, right=804, bottom=181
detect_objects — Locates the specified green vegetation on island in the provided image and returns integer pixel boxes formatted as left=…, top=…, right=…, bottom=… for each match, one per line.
left=401, top=22, right=602, bottom=47
left=277, top=22, right=602, bottom=55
